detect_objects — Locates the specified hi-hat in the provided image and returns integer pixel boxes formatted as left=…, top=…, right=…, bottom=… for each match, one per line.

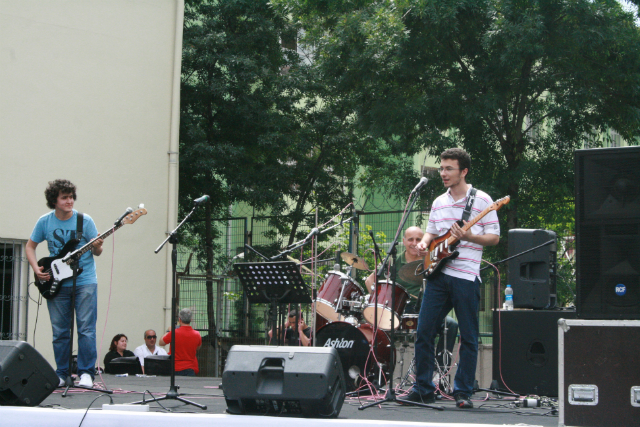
left=340, top=252, right=369, bottom=270
left=397, top=260, right=425, bottom=286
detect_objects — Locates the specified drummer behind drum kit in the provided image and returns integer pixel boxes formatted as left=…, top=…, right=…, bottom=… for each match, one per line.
left=313, top=251, right=432, bottom=392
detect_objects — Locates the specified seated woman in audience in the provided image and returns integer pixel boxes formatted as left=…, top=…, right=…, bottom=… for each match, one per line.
left=103, top=333, right=135, bottom=373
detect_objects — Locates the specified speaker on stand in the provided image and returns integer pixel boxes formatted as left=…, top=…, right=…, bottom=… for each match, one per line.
left=575, top=146, right=640, bottom=319
left=507, top=229, right=557, bottom=309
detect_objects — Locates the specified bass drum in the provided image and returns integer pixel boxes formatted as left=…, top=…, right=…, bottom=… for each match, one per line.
left=315, top=322, right=394, bottom=392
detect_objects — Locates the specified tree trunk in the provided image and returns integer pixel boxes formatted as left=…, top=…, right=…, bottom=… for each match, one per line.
left=205, top=203, right=217, bottom=347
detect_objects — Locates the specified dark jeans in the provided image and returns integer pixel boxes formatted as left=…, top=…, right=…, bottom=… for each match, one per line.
left=175, top=369, right=196, bottom=376
left=405, top=299, right=458, bottom=361
left=414, top=273, right=480, bottom=396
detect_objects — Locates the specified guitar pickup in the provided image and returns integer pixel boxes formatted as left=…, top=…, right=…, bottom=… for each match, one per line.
left=53, top=264, right=60, bottom=275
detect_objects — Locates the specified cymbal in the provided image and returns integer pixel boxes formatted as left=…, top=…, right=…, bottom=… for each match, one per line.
left=397, top=260, right=425, bottom=286
left=340, top=252, right=369, bottom=270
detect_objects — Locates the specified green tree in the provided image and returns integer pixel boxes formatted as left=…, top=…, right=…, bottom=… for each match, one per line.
left=278, top=0, right=640, bottom=234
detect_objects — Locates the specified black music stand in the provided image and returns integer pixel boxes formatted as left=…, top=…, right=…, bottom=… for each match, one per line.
left=234, top=261, right=311, bottom=346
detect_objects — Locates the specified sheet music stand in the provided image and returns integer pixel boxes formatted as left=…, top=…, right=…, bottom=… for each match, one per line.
left=234, top=261, right=311, bottom=346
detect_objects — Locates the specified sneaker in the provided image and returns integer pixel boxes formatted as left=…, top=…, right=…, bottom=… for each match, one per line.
left=454, top=393, right=473, bottom=408
left=400, top=390, right=436, bottom=404
left=58, top=377, right=66, bottom=387
left=78, top=373, right=93, bottom=387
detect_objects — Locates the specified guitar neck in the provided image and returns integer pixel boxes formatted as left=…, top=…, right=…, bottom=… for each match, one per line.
left=446, top=203, right=495, bottom=246
left=66, top=224, right=121, bottom=260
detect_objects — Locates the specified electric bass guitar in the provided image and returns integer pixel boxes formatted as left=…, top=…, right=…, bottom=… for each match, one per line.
left=35, top=207, right=147, bottom=300
left=421, top=196, right=510, bottom=278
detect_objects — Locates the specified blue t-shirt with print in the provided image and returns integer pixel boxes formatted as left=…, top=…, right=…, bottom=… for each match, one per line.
left=30, top=210, right=99, bottom=287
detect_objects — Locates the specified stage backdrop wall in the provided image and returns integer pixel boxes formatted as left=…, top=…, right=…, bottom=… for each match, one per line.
left=0, top=0, right=183, bottom=368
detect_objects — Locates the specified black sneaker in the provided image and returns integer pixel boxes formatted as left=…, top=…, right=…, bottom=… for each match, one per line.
left=454, top=393, right=473, bottom=408
left=400, top=390, right=436, bottom=404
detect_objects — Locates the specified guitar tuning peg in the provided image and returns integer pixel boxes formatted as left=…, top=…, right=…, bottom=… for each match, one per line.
left=138, top=203, right=145, bottom=209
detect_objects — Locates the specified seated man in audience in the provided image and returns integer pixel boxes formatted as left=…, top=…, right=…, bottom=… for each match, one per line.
left=133, top=329, right=168, bottom=374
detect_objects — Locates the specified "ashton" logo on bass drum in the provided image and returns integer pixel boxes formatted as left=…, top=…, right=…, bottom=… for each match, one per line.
left=323, top=338, right=354, bottom=349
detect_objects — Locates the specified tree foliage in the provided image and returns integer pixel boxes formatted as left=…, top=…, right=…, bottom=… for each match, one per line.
left=277, top=0, right=640, bottom=234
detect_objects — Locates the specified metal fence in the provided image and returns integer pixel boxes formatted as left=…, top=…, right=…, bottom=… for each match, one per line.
left=177, top=201, right=576, bottom=375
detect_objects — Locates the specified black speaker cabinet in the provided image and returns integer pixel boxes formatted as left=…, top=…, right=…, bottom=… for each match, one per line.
left=492, top=309, right=575, bottom=397
left=575, top=146, right=640, bottom=319
left=508, top=229, right=557, bottom=309
left=222, top=345, right=345, bottom=418
left=144, top=355, right=171, bottom=376
left=0, top=341, right=58, bottom=406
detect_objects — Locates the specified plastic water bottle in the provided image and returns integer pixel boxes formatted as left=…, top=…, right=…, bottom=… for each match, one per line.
left=504, top=285, right=514, bottom=311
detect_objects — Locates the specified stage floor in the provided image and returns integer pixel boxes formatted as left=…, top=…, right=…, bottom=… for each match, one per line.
left=20, top=374, right=559, bottom=426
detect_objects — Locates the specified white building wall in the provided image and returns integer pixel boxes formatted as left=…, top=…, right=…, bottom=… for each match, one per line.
left=0, top=0, right=182, bottom=367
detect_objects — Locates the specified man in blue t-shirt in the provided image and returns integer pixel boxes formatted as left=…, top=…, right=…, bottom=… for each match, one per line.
left=25, top=179, right=104, bottom=388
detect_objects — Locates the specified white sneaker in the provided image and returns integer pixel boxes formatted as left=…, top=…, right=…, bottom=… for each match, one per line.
left=78, top=373, right=93, bottom=387
left=58, top=377, right=66, bottom=387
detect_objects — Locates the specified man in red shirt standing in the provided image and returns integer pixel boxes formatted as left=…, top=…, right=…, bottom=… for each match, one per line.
left=160, top=308, right=202, bottom=376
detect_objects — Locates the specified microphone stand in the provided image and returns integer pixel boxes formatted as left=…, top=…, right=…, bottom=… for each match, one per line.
left=360, top=184, right=443, bottom=411
left=131, top=204, right=206, bottom=409
left=62, top=254, right=113, bottom=397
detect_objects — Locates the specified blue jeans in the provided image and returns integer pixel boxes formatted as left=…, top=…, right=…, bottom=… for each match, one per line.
left=175, top=369, right=195, bottom=376
left=47, top=284, right=98, bottom=379
left=414, top=273, right=480, bottom=396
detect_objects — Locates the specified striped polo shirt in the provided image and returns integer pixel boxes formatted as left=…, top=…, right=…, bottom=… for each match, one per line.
left=425, top=185, right=500, bottom=282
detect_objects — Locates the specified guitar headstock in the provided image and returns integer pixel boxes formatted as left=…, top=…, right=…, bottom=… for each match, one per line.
left=492, top=195, right=510, bottom=209
left=122, top=208, right=148, bottom=225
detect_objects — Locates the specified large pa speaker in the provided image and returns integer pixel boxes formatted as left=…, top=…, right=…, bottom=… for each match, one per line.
left=222, top=345, right=345, bottom=418
left=575, top=146, right=640, bottom=319
left=492, top=309, right=576, bottom=397
left=508, top=229, right=557, bottom=309
left=0, top=341, right=58, bottom=406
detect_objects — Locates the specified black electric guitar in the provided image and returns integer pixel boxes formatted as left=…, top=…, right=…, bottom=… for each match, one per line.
left=35, top=207, right=147, bottom=299
left=421, top=196, right=510, bottom=278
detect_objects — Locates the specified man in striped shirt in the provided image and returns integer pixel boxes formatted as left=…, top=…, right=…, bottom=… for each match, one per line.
left=405, top=148, right=500, bottom=409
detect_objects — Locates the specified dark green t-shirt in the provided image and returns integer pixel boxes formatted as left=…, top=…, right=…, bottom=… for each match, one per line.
left=377, top=251, right=423, bottom=303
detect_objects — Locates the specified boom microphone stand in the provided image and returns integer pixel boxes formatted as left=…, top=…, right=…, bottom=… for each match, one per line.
left=360, top=181, right=443, bottom=411
left=131, top=197, right=209, bottom=409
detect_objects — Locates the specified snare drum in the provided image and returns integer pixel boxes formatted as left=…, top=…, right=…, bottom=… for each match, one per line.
left=315, top=271, right=365, bottom=322
left=363, top=280, right=409, bottom=330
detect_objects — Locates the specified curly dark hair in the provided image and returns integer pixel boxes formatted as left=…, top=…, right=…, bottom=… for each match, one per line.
left=45, top=179, right=77, bottom=209
left=109, top=334, right=128, bottom=352
left=441, top=148, right=471, bottom=175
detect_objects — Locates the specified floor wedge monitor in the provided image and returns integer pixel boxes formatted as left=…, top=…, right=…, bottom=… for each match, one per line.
left=0, top=340, right=59, bottom=406
left=222, top=345, right=345, bottom=418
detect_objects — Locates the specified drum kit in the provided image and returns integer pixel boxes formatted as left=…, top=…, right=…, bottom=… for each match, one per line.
left=312, top=251, right=426, bottom=392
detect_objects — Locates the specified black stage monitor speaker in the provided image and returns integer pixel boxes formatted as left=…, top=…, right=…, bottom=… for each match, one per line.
left=107, top=356, right=142, bottom=375
left=222, top=345, right=345, bottom=418
left=492, top=309, right=576, bottom=397
left=144, top=355, right=171, bottom=376
left=508, top=229, right=557, bottom=309
left=575, top=146, right=640, bottom=319
left=0, top=341, right=59, bottom=406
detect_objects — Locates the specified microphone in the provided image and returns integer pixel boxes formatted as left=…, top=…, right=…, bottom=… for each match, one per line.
left=115, top=207, right=134, bottom=225
left=193, top=195, right=210, bottom=206
left=304, top=228, right=319, bottom=242
left=411, top=177, right=429, bottom=194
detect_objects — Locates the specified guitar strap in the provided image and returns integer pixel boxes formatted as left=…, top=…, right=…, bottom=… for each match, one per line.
left=461, top=188, right=477, bottom=222
left=76, top=212, right=84, bottom=243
